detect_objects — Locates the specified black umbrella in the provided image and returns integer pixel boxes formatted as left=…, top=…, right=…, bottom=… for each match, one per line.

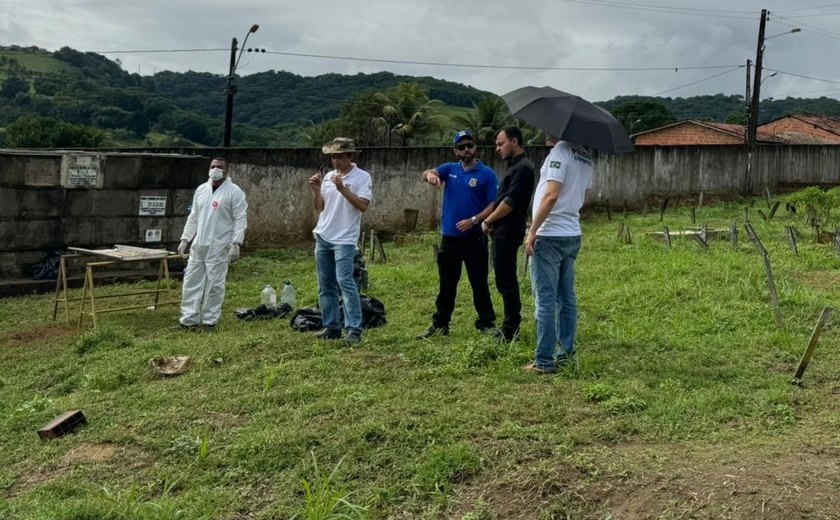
left=502, top=86, right=634, bottom=153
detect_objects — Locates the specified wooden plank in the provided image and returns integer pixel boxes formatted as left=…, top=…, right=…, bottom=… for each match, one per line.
left=375, top=233, right=387, bottom=263
left=762, top=254, right=784, bottom=329
left=744, top=223, right=767, bottom=256
left=690, top=233, right=709, bottom=251
left=793, top=307, right=833, bottom=384
left=659, top=198, right=669, bottom=222
left=769, top=200, right=781, bottom=220
left=763, top=186, right=772, bottom=208
left=730, top=221, right=738, bottom=250
left=690, top=206, right=696, bottom=224
left=616, top=221, right=625, bottom=240
left=38, top=410, right=87, bottom=439
left=605, top=199, right=612, bottom=221
left=786, top=226, right=798, bottom=256
left=664, top=226, right=672, bottom=250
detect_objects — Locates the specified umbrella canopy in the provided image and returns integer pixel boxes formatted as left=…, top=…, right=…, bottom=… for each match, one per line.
left=502, top=86, right=634, bottom=153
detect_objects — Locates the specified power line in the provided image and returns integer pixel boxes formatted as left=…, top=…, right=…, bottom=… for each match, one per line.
left=557, top=0, right=755, bottom=18
left=86, top=46, right=743, bottom=73
left=771, top=14, right=840, bottom=40
left=651, top=66, right=743, bottom=96
left=774, top=3, right=840, bottom=13
left=764, top=67, right=840, bottom=85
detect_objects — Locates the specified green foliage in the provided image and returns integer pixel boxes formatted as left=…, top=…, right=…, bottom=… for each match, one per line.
left=787, top=186, right=840, bottom=235
left=373, top=82, right=447, bottom=146
left=610, top=99, right=676, bottom=133
left=0, top=76, right=28, bottom=99
left=295, top=452, right=366, bottom=520
left=74, top=327, right=135, bottom=355
left=451, top=96, right=514, bottom=145
left=5, top=114, right=104, bottom=148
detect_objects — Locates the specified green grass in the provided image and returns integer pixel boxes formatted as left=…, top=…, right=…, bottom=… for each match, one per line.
left=0, top=51, right=73, bottom=78
left=2, top=199, right=840, bottom=518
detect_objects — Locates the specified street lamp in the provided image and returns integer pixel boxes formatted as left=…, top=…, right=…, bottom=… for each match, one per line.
left=223, top=23, right=259, bottom=148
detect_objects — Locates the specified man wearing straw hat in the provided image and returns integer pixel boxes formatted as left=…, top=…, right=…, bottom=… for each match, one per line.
left=308, top=137, right=373, bottom=346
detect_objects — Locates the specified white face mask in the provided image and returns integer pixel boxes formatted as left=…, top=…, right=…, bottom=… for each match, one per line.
left=209, top=167, right=225, bottom=181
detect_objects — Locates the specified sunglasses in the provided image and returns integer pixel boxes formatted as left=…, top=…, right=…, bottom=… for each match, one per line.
left=455, top=142, right=476, bottom=151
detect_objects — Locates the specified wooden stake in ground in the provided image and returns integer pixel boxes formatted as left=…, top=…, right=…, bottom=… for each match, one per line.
left=764, top=186, right=772, bottom=209
left=786, top=226, right=798, bottom=256
left=664, top=226, right=672, bottom=250
left=659, top=198, right=669, bottom=222
left=761, top=253, right=784, bottom=329
left=757, top=209, right=769, bottom=222
left=793, top=306, right=833, bottom=384
left=744, top=222, right=767, bottom=256
left=690, top=206, right=696, bottom=224
left=622, top=226, right=632, bottom=245
left=605, top=199, right=612, bottom=221
left=616, top=221, right=625, bottom=240
left=622, top=199, right=628, bottom=220
left=834, top=228, right=840, bottom=257
left=375, top=233, right=387, bottom=263
left=769, top=201, right=781, bottom=220
left=691, top=233, right=709, bottom=251
left=744, top=207, right=749, bottom=223
left=730, top=221, right=738, bottom=250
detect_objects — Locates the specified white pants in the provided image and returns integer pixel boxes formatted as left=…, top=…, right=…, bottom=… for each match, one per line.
left=180, top=245, right=230, bottom=326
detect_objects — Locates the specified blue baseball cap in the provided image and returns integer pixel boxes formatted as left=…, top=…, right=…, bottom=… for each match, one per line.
left=452, top=130, right=474, bottom=145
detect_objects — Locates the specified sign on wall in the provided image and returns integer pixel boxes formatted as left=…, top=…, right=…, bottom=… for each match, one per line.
left=139, top=196, right=167, bottom=216
left=60, top=155, right=103, bottom=188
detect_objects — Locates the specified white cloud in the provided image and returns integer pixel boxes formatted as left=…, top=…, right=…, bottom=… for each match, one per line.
left=3, top=0, right=839, bottom=102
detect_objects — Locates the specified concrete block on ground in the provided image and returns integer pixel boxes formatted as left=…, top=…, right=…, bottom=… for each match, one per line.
left=18, top=189, right=62, bottom=218
left=24, top=157, right=62, bottom=186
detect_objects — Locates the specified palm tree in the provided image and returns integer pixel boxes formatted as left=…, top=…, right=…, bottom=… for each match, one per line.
left=451, top=96, right=514, bottom=145
left=372, top=83, right=445, bottom=146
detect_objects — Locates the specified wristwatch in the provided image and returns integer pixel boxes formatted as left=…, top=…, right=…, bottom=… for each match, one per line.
left=471, top=216, right=480, bottom=225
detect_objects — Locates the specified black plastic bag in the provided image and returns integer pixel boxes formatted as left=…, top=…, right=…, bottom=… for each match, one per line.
left=235, top=303, right=293, bottom=321
left=290, top=307, right=323, bottom=332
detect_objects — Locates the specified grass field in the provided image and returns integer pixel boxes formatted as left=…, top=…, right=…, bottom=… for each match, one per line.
left=1, top=200, right=840, bottom=519
left=0, top=51, right=72, bottom=79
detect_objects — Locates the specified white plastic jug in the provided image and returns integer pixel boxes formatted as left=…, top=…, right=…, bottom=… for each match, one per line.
left=281, top=280, right=296, bottom=308
left=261, top=284, right=277, bottom=309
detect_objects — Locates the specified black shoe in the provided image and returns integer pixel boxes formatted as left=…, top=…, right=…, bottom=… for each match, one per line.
left=170, top=322, right=199, bottom=332
left=313, top=328, right=342, bottom=340
left=415, top=326, right=449, bottom=339
left=343, top=331, right=362, bottom=347
left=201, top=323, right=217, bottom=332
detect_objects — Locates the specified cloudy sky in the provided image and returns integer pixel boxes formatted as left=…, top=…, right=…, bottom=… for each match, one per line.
left=4, top=0, right=840, bottom=107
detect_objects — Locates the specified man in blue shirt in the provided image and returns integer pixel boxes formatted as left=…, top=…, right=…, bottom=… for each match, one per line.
left=416, top=130, right=498, bottom=339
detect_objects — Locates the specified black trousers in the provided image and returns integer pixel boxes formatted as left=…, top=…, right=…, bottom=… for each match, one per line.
left=432, top=234, right=496, bottom=330
left=492, top=234, right=524, bottom=336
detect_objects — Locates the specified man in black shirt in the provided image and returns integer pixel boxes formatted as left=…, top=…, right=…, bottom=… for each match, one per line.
left=481, top=126, right=536, bottom=341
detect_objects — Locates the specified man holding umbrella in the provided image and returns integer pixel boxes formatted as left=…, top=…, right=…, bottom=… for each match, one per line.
left=523, top=135, right=593, bottom=373
left=499, top=86, right=632, bottom=373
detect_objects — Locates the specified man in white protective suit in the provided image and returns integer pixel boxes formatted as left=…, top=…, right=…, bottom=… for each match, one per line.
left=174, top=157, right=248, bottom=331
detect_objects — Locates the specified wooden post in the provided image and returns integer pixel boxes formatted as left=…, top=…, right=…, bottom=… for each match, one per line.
left=744, top=223, right=767, bottom=256
left=622, top=199, right=627, bottom=220
left=690, top=206, right=696, bottom=224
left=762, top=253, right=784, bottom=329
left=834, top=228, right=840, bottom=257
left=697, top=191, right=704, bottom=209
left=730, top=221, right=738, bottom=251
left=691, top=233, right=709, bottom=251
left=659, top=198, right=669, bottom=222
left=701, top=223, right=708, bottom=242
left=792, top=307, right=833, bottom=384
left=605, top=199, right=612, bottom=221
left=616, top=221, right=625, bottom=240
left=757, top=209, right=768, bottom=222
left=763, top=186, right=772, bottom=208
left=664, top=227, right=672, bottom=250
left=786, top=226, right=798, bottom=256
left=744, top=207, right=749, bottom=223
left=370, top=230, right=376, bottom=262
left=769, top=201, right=781, bottom=220
left=622, top=226, right=632, bottom=245
left=375, top=233, right=387, bottom=263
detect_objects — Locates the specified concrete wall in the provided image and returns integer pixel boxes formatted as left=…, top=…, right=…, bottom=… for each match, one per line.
left=2, top=145, right=840, bottom=278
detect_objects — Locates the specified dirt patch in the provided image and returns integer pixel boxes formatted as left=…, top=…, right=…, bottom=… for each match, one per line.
left=450, top=441, right=840, bottom=519
left=3, top=443, right=154, bottom=499
left=3, top=325, right=76, bottom=348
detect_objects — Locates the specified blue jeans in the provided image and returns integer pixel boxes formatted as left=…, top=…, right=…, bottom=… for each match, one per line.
left=530, top=235, right=582, bottom=371
left=314, top=234, right=362, bottom=334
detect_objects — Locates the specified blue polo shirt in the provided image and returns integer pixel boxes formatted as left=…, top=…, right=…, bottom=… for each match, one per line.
left=436, top=160, right=498, bottom=237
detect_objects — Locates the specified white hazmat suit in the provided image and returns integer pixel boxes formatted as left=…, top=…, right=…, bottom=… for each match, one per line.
left=179, top=175, right=248, bottom=326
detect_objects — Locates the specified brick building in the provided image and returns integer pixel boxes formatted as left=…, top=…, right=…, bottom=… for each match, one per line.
left=759, top=113, right=840, bottom=144
left=632, top=114, right=840, bottom=146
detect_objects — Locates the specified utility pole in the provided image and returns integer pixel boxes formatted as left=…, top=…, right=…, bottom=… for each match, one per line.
left=747, top=9, right=767, bottom=151
left=223, top=37, right=238, bottom=148
left=744, top=9, right=767, bottom=196
left=745, top=59, right=751, bottom=126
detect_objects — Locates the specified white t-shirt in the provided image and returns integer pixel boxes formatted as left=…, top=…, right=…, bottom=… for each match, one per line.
left=313, top=164, right=373, bottom=245
left=532, top=141, right=594, bottom=237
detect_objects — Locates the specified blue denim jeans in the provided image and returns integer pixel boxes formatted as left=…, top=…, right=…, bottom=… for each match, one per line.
left=314, top=233, right=362, bottom=334
left=530, top=235, right=582, bottom=371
